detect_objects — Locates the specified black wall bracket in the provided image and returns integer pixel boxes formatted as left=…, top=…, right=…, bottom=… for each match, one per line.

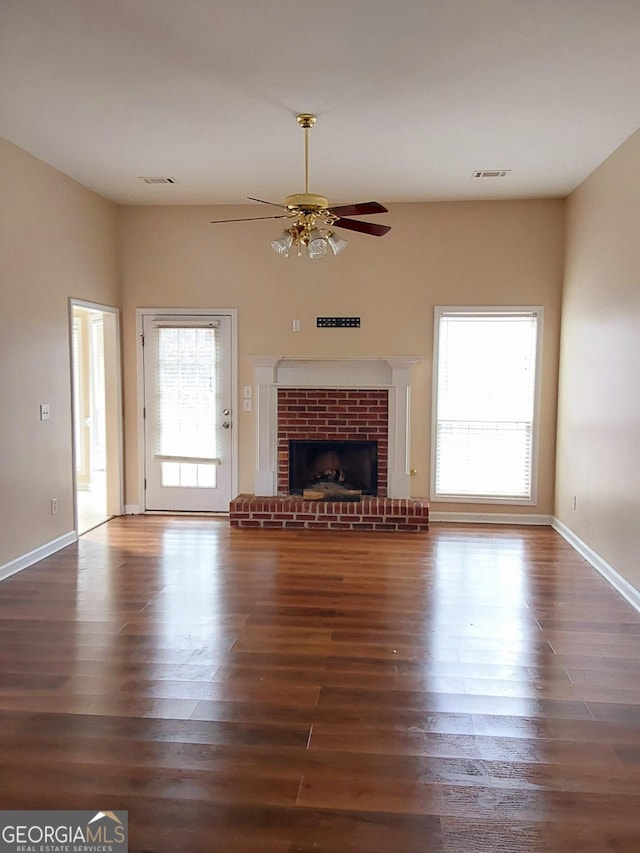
left=316, top=317, right=361, bottom=328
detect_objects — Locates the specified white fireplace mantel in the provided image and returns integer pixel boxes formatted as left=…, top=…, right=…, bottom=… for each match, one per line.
left=248, top=356, right=421, bottom=498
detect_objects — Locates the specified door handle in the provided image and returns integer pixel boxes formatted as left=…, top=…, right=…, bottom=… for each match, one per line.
left=222, top=421, right=230, bottom=429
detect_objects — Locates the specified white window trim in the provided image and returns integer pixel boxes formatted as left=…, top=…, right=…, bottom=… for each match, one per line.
left=430, top=305, right=544, bottom=506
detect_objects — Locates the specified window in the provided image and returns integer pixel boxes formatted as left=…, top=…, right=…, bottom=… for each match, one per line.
left=154, top=324, right=219, bottom=489
left=431, top=307, right=542, bottom=503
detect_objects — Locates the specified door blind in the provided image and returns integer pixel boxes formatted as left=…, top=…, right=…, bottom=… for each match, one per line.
left=153, top=325, right=219, bottom=464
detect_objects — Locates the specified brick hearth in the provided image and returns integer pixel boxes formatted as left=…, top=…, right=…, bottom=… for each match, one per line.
left=230, top=495, right=429, bottom=532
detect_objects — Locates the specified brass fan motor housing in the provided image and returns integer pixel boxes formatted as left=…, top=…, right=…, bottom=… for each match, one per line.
left=285, top=192, right=329, bottom=212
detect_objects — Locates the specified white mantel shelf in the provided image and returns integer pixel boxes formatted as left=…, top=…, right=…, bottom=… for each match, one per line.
left=248, top=356, right=421, bottom=388
left=249, top=356, right=422, bottom=499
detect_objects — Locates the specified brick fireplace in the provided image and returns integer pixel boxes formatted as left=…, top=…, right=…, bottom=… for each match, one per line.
left=229, top=357, right=429, bottom=531
left=277, top=388, right=389, bottom=496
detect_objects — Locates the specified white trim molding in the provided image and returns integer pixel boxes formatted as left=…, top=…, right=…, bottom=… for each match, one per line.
left=430, top=511, right=553, bottom=525
left=552, top=518, right=640, bottom=615
left=0, top=531, right=77, bottom=584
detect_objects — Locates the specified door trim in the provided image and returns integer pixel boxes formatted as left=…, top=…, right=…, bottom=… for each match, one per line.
left=135, top=307, right=238, bottom=513
left=69, top=299, right=124, bottom=530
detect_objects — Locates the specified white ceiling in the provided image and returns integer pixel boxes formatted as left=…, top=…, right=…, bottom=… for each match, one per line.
left=1, top=0, right=639, bottom=207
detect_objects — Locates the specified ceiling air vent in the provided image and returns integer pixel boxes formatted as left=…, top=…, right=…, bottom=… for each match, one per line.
left=472, top=170, right=511, bottom=178
left=138, top=176, right=177, bottom=184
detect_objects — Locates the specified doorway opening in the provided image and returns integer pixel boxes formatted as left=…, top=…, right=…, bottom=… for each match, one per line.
left=70, top=301, right=122, bottom=533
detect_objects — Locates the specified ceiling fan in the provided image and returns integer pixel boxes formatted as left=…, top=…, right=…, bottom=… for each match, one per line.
left=210, top=113, right=391, bottom=258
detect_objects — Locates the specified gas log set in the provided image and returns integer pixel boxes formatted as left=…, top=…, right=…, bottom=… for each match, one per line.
left=288, top=440, right=378, bottom=501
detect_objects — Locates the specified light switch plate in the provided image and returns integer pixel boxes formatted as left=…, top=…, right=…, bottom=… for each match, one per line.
left=40, top=403, right=50, bottom=420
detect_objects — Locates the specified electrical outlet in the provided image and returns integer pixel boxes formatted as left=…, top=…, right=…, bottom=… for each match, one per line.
left=50, top=498, right=58, bottom=515
left=40, top=403, right=50, bottom=421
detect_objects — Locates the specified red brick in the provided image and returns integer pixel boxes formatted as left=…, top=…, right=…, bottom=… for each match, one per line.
left=230, top=493, right=428, bottom=531
left=275, top=388, right=393, bottom=502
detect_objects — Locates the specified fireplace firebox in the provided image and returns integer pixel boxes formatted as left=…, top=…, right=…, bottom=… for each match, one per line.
left=289, top=439, right=378, bottom=498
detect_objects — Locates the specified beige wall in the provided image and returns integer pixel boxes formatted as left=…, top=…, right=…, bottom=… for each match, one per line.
left=0, top=138, right=119, bottom=566
left=120, top=198, right=565, bottom=513
left=556, top=129, right=640, bottom=591
left=4, top=126, right=640, bottom=596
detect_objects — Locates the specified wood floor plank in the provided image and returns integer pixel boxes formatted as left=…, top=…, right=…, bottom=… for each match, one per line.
left=0, top=516, right=639, bottom=851
left=441, top=816, right=640, bottom=853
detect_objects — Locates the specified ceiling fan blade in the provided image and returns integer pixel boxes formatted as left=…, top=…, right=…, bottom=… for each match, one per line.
left=329, top=201, right=388, bottom=217
left=247, top=196, right=286, bottom=208
left=210, top=214, right=288, bottom=223
left=334, top=218, right=391, bottom=237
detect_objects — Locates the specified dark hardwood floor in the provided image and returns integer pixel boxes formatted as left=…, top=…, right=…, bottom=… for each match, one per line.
left=1, top=516, right=640, bottom=852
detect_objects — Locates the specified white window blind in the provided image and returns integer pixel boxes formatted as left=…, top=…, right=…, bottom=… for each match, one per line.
left=154, top=325, right=219, bottom=466
left=433, top=309, right=541, bottom=502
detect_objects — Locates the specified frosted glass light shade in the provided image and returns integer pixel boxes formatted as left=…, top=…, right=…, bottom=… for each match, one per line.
left=271, top=230, right=294, bottom=256
left=326, top=231, right=348, bottom=255
left=307, top=229, right=328, bottom=259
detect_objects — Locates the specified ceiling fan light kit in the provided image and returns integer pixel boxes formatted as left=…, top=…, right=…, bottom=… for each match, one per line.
left=210, top=113, right=391, bottom=258
left=270, top=227, right=347, bottom=260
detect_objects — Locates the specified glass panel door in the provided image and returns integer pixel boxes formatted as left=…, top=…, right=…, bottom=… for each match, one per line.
left=143, top=314, right=233, bottom=511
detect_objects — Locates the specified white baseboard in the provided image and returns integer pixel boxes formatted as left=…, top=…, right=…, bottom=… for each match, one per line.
left=429, top=511, right=553, bottom=525
left=0, top=531, right=77, bottom=583
left=124, top=504, right=141, bottom=514
left=552, top=517, right=640, bottom=615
